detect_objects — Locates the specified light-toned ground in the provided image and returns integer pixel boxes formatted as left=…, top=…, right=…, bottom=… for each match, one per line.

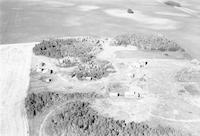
left=104, top=9, right=178, bottom=30
left=0, top=43, right=35, bottom=136
left=28, top=39, right=200, bottom=135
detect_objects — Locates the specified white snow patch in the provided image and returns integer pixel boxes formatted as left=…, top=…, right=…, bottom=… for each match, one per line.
left=78, top=5, right=100, bottom=11
left=155, top=11, right=189, bottom=17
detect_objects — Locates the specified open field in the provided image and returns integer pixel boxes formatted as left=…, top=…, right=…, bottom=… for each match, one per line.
left=1, top=0, right=200, bottom=59
left=0, top=43, right=35, bottom=136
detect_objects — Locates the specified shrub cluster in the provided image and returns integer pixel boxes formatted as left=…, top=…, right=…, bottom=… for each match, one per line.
left=25, top=92, right=102, bottom=119
left=114, top=34, right=184, bottom=52
left=73, top=60, right=115, bottom=80
left=33, top=38, right=103, bottom=62
left=46, top=101, right=188, bottom=136
left=164, top=1, right=181, bottom=7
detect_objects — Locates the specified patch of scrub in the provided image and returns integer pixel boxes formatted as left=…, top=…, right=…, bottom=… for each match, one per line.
left=184, top=84, right=200, bottom=96
left=155, top=11, right=189, bottom=17
left=164, top=1, right=181, bottom=7
left=104, top=9, right=178, bottom=30
left=77, top=5, right=100, bottom=11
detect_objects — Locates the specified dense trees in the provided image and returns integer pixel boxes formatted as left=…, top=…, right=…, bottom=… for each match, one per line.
left=25, top=92, right=102, bottom=119
left=73, top=60, right=115, bottom=80
left=33, top=38, right=103, bottom=62
left=25, top=92, right=63, bottom=118
left=114, top=34, right=184, bottom=52
left=46, top=101, right=188, bottom=136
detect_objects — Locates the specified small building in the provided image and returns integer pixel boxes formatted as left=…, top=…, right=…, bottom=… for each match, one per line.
left=124, top=91, right=136, bottom=98
left=42, top=68, right=49, bottom=74
left=49, top=69, right=54, bottom=74
left=45, top=78, right=52, bottom=83
left=109, top=92, right=120, bottom=97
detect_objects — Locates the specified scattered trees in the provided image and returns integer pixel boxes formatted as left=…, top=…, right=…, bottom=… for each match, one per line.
left=46, top=101, right=188, bottom=136
left=114, top=34, right=184, bottom=52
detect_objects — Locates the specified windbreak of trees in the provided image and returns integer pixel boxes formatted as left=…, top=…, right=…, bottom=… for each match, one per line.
left=46, top=101, right=188, bottom=136
left=114, top=34, right=184, bottom=52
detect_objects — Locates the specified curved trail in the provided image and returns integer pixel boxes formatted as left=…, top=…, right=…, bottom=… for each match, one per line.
left=0, top=43, right=34, bottom=136
left=150, top=113, right=200, bottom=123
left=39, top=99, right=87, bottom=136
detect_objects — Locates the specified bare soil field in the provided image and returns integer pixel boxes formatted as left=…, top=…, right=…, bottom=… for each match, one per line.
left=0, top=43, right=35, bottom=136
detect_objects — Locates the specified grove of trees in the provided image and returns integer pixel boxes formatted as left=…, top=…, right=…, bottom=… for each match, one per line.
left=25, top=92, right=102, bottom=119
left=33, top=38, right=103, bottom=62
left=114, top=34, right=184, bottom=52
left=45, top=101, right=188, bottom=136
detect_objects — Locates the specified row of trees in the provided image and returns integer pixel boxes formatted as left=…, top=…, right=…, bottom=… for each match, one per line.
left=46, top=101, right=188, bottom=136
left=114, top=34, right=184, bottom=52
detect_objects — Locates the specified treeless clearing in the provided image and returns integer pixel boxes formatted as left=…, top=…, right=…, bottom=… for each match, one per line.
left=0, top=43, right=35, bottom=136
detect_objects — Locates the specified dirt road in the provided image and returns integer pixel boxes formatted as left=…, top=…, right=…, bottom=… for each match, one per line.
left=0, top=43, right=35, bottom=136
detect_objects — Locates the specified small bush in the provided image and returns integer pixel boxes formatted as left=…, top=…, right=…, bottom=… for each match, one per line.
left=164, top=1, right=181, bottom=7
left=73, top=60, right=115, bottom=80
left=127, top=9, right=134, bottom=14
